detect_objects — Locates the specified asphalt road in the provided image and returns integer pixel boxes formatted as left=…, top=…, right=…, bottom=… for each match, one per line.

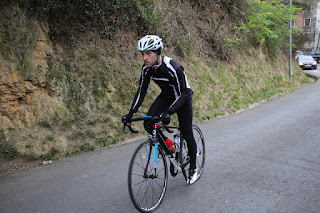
left=1, top=81, right=320, bottom=213
left=304, top=62, right=320, bottom=79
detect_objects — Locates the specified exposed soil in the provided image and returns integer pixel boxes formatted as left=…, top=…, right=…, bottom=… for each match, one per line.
left=0, top=156, right=43, bottom=177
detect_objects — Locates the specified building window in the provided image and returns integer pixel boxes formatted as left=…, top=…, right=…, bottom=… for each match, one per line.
left=304, top=18, right=311, bottom=26
left=291, top=20, right=296, bottom=27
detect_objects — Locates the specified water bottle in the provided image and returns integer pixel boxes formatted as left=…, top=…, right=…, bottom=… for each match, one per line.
left=165, top=138, right=175, bottom=151
left=173, top=134, right=180, bottom=153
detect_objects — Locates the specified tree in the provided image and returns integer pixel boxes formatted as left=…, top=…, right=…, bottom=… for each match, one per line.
left=236, top=0, right=302, bottom=57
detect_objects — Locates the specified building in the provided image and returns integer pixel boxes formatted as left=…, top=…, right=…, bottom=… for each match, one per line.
left=293, top=0, right=320, bottom=50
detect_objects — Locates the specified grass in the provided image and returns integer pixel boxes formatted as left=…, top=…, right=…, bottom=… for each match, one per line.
left=98, top=137, right=120, bottom=147
left=66, top=149, right=75, bottom=156
left=38, top=121, right=51, bottom=129
left=47, top=135, right=55, bottom=142
left=1, top=145, right=19, bottom=159
left=41, top=147, right=60, bottom=161
left=80, top=144, right=95, bottom=152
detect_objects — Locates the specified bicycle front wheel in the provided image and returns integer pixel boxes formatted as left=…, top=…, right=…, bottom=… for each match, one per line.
left=128, top=140, right=168, bottom=213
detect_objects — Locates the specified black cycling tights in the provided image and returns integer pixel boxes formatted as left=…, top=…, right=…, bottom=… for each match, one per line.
left=144, top=94, right=197, bottom=170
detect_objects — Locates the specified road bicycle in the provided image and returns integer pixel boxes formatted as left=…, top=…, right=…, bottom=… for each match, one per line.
left=124, top=115, right=205, bottom=212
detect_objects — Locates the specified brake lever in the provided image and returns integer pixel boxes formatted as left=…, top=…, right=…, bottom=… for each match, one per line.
left=123, top=122, right=139, bottom=133
left=128, top=124, right=139, bottom=133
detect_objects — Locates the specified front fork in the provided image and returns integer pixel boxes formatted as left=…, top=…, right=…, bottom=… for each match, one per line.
left=143, top=141, right=158, bottom=178
left=143, top=129, right=160, bottom=178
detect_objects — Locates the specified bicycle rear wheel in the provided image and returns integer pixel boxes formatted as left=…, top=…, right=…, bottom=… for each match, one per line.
left=128, top=140, right=168, bottom=213
left=181, top=125, right=205, bottom=182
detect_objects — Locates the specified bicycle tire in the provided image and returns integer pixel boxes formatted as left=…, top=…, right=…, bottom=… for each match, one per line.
left=128, top=140, right=168, bottom=213
left=181, top=125, right=205, bottom=182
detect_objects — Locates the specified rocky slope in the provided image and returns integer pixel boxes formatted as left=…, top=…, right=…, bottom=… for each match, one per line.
left=0, top=1, right=310, bottom=175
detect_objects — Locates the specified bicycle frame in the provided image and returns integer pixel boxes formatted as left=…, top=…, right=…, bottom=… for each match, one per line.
left=146, top=122, right=187, bottom=178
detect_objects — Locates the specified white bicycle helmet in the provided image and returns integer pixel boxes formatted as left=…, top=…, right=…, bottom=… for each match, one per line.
left=137, top=35, right=163, bottom=52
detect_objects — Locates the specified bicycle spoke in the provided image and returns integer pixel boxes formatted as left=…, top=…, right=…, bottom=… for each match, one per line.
left=132, top=173, right=143, bottom=177
left=132, top=178, right=147, bottom=188
left=133, top=179, right=148, bottom=202
left=148, top=179, right=160, bottom=208
left=141, top=180, right=150, bottom=207
left=153, top=177, right=165, bottom=191
left=133, top=160, right=145, bottom=171
left=137, top=178, right=162, bottom=209
left=138, top=146, right=151, bottom=169
left=151, top=181, right=161, bottom=204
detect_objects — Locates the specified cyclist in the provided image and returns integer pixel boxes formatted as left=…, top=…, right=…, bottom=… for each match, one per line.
left=122, top=35, right=198, bottom=184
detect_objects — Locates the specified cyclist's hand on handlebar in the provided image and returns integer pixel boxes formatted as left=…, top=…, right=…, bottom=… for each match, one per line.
left=158, top=111, right=171, bottom=125
left=122, top=111, right=134, bottom=125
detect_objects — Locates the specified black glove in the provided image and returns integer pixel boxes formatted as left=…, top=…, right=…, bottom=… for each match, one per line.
left=122, top=111, right=134, bottom=124
left=158, top=112, right=171, bottom=125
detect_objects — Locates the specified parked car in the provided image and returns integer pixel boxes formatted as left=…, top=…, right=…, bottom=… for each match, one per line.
left=310, top=51, right=320, bottom=63
left=295, top=50, right=303, bottom=60
left=296, top=55, right=317, bottom=70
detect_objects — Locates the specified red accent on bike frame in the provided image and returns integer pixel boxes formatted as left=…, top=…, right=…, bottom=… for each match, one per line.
left=154, top=123, right=162, bottom=129
left=167, top=125, right=180, bottom=128
left=153, top=124, right=180, bottom=129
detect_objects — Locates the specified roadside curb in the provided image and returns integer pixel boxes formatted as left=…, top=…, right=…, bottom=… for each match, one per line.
left=304, top=68, right=320, bottom=81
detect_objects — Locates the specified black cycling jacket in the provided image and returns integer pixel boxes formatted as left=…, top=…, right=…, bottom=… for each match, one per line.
left=130, top=55, right=193, bottom=115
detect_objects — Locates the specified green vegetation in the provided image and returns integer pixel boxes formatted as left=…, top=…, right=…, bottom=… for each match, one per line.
left=41, top=147, right=59, bottom=161
left=1, top=144, right=19, bottom=159
left=47, top=135, right=55, bottom=142
left=80, top=144, right=95, bottom=152
left=38, top=120, right=52, bottom=129
left=2, top=0, right=155, bottom=39
left=98, top=137, right=120, bottom=147
left=234, top=0, right=303, bottom=57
